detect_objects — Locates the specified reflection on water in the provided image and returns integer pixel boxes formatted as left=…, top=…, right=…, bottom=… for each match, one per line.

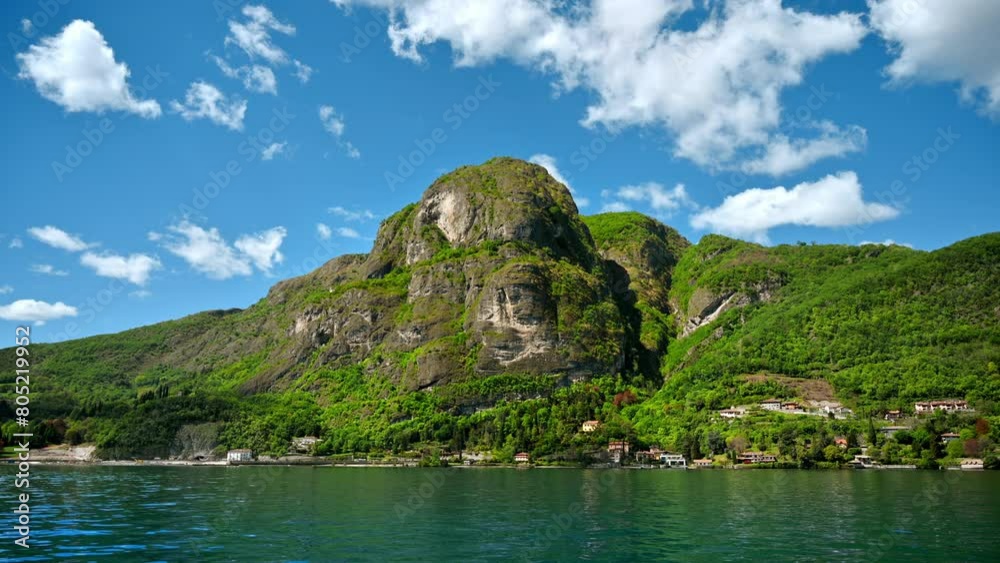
left=1, top=466, right=998, bottom=562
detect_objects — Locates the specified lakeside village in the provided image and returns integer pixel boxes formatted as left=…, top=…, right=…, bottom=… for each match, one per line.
left=216, top=398, right=988, bottom=471
left=18, top=397, right=990, bottom=471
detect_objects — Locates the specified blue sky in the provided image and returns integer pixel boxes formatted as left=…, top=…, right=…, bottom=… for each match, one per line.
left=1, top=0, right=997, bottom=341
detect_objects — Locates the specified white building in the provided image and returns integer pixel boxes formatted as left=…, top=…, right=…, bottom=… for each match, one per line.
left=760, top=399, right=782, bottom=411
left=659, top=453, right=687, bottom=468
left=227, top=449, right=253, bottom=463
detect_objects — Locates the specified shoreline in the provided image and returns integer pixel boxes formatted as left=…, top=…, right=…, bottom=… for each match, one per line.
left=12, top=459, right=981, bottom=471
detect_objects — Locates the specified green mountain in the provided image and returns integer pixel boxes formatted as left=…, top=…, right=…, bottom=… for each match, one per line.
left=2, top=157, right=998, bottom=464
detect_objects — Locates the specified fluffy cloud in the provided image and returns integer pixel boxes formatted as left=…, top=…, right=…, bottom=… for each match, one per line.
left=80, top=251, right=161, bottom=285
left=742, top=124, right=868, bottom=176
left=0, top=285, right=13, bottom=295
left=211, top=55, right=278, bottom=94
left=328, top=206, right=376, bottom=222
left=157, top=221, right=285, bottom=279
left=336, top=227, right=361, bottom=239
left=261, top=141, right=287, bottom=160
left=30, top=264, right=69, bottom=277
left=9, top=237, right=23, bottom=249
left=319, top=105, right=361, bottom=158
left=528, top=154, right=589, bottom=208
left=869, top=0, right=1000, bottom=118
left=16, top=20, right=161, bottom=117
left=316, top=223, right=333, bottom=240
left=601, top=182, right=696, bottom=216
left=28, top=225, right=94, bottom=252
left=226, top=4, right=297, bottom=64
left=319, top=105, right=345, bottom=135
left=170, top=82, right=247, bottom=131
left=0, top=299, right=78, bottom=325
left=336, top=0, right=867, bottom=173
left=293, top=60, right=313, bottom=83
left=690, top=171, right=899, bottom=243
left=234, top=227, right=287, bottom=273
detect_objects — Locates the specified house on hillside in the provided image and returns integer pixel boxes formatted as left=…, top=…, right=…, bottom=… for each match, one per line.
left=608, top=441, right=630, bottom=463
left=738, top=452, right=777, bottom=464
left=834, top=436, right=849, bottom=449
left=635, top=447, right=665, bottom=463
left=693, top=458, right=714, bottom=468
left=940, top=432, right=961, bottom=444
left=514, top=452, right=530, bottom=463
left=720, top=407, right=746, bottom=420
left=760, top=399, right=782, bottom=411
left=227, top=449, right=252, bottom=464
left=292, top=436, right=319, bottom=452
left=581, top=420, right=601, bottom=433
left=884, top=410, right=903, bottom=421
left=915, top=400, right=970, bottom=413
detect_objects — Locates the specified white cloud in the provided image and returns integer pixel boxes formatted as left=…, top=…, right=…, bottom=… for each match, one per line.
left=336, top=227, right=361, bottom=239
left=293, top=59, right=313, bottom=83
left=602, top=182, right=695, bottom=216
left=870, top=0, right=1000, bottom=118
left=328, top=206, right=376, bottom=222
left=16, top=20, right=161, bottom=117
left=234, top=227, right=287, bottom=273
left=21, top=19, right=33, bottom=35
left=226, top=4, right=296, bottom=65
left=344, top=142, right=361, bottom=160
left=742, top=124, right=868, bottom=176
left=158, top=221, right=286, bottom=279
left=261, top=141, right=287, bottom=160
left=9, top=237, right=24, bottom=249
left=0, top=285, right=13, bottom=295
left=0, top=299, right=77, bottom=325
left=80, top=251, right=161, bottom=285
left=316, top=223, right=333, bottom=240
left=29, top=264, right=69, bottom=277
left=170, top=82, right=247, bottom=131
left=319, top=105, right=345, bottom=135
left=27, top=225, right=93, bottom=252
left=160, top=221, right=252, bottom=280
left=211, top=55, right=278, bottom=94
left=690, top=171, right=899, bottom=243
left=860, top=239, right=913, bottom=249
left=319, top=105, right=361, bottom=158
left=129, top=289, right=152, bottom=299
left=528, top=153, right=589, bottom=208
left=336, top=0, right=867, bottom=173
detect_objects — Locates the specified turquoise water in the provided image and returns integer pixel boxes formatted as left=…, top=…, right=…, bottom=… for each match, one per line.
left=2, top=466, right=998, bottom=561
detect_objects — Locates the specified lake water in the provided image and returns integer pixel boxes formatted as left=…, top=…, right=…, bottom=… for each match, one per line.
left=2, top=466, right=998, bottom=561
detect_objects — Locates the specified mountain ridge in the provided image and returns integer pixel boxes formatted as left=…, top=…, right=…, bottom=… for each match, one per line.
left=2, top=157, right=997, bottom=462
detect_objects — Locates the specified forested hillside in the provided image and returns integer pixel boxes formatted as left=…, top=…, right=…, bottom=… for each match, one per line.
left=2, top=158, right=998, bottom=467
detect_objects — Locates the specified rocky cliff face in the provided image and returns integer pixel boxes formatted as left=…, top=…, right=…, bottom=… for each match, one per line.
left=249, top=158, right=680, bottom=392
